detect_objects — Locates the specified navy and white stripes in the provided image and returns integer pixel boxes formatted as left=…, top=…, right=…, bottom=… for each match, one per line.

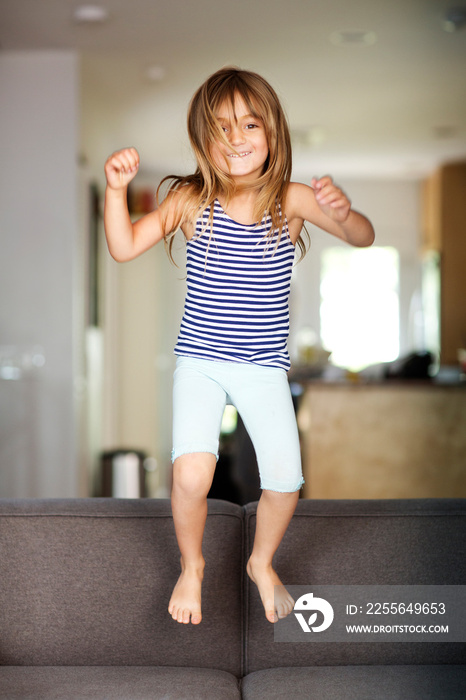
left=174, top=199, right=296, bottom=370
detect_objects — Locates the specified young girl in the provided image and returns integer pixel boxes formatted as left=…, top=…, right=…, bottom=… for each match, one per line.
left=104, top=67, right=374, bottom=627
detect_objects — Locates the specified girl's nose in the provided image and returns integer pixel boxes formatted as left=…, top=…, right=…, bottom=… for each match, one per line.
left=229, top=126, right=245, bottom=145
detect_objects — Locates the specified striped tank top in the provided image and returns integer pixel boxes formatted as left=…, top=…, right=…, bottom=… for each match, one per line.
left=174, top=199, right=296, bottom=370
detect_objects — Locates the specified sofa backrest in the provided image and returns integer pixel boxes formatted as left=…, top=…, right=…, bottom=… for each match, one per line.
left=2, top=496, right=465, bottom=677
left=243, top=498, right=466, bottom=674
left=0, top=498, right=244, bottom=677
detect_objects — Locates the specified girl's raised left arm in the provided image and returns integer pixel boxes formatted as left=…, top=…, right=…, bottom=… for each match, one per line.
left=288, top=178, right=375, bottom=247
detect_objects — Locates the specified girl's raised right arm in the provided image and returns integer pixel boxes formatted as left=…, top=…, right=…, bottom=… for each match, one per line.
left=104, top=147, right=177, bottom=262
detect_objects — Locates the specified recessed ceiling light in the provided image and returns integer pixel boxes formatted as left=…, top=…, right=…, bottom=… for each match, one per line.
left=73, top=5, right=109, bottom=23
left=330, top=30, right=377, bottom=46
left=145, top=65, right=166, bottom=82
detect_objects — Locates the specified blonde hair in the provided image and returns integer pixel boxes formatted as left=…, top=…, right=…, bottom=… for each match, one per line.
left=157, top=66, right=309, bottom=261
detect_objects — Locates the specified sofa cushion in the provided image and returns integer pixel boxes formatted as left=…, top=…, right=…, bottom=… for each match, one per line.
left=0, top=498, right=243, bottom=676
left=244, top=498, right=466, bottom=673
left=241, top=665, right=466, bottom=700
left=0, top=666, right=241, bottom=699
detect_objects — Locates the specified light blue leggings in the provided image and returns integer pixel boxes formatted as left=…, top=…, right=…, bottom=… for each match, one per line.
left=171, top=356, right=304, bottom=493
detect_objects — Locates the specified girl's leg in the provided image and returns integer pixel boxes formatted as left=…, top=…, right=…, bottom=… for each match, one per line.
left=229, top=365, right=303, bottom=623
left=247, top=489, right=299, bottom=623
left=168, top=452, right=216, bottom=625
left=169, top=358, right=227, bottom=624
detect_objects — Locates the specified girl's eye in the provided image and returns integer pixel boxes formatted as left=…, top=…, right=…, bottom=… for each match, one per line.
left=245, top=123, right=258, bottom=130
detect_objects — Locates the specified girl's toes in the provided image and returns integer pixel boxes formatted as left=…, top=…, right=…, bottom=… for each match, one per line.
left=191, top=611, right=202, bottom=625
left=277, top=604, right=287, bottom=619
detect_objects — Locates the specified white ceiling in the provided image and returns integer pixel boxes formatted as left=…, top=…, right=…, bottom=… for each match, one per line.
left=1, top=0, right=466, bottom=179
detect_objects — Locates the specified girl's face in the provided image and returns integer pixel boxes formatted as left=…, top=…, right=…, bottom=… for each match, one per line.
left=210, top=93, right=269, bottom=183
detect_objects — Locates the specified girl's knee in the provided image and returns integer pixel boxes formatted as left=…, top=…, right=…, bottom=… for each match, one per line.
left=172, top=452, right=216, bottom=497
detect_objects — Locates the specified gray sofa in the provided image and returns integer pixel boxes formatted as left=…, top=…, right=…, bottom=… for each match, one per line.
left=0, top=497, right=465, bottom=699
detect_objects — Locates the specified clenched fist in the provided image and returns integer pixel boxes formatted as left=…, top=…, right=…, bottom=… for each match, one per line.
left=104, top=147, right=140, bottom=190
left=311, top=176, right=351, bottom=224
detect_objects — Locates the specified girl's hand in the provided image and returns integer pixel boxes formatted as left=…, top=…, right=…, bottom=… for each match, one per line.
left=105, top=147, right=140, bottom=190
left=311, top=176, right=351, bottom=223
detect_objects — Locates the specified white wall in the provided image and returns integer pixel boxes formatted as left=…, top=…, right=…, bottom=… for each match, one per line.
left=0, top=51, right=82, bottom=497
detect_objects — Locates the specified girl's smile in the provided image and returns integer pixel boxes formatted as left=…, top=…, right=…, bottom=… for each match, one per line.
left=228, top=151, right=252, bottom=158
left=211, top=94, right=269, bottom=181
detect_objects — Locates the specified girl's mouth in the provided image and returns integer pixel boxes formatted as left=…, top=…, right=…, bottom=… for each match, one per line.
left=228, top=151, right=251, bottom=158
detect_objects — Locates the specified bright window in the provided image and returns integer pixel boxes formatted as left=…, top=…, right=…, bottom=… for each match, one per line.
left=320, top=247, right=400, bottom=371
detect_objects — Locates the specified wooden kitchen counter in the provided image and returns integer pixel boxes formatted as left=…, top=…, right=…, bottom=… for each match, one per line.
left=296, top=381, right=466, bottom=499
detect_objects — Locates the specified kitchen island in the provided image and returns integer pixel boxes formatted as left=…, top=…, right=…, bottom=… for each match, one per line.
left=295, top=380, right=466, bottom=499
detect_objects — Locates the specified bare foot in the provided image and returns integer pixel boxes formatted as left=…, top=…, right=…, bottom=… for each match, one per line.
left=247, top=557, right=295, bottom=623
left=168, top=558, right=204, bottom=625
